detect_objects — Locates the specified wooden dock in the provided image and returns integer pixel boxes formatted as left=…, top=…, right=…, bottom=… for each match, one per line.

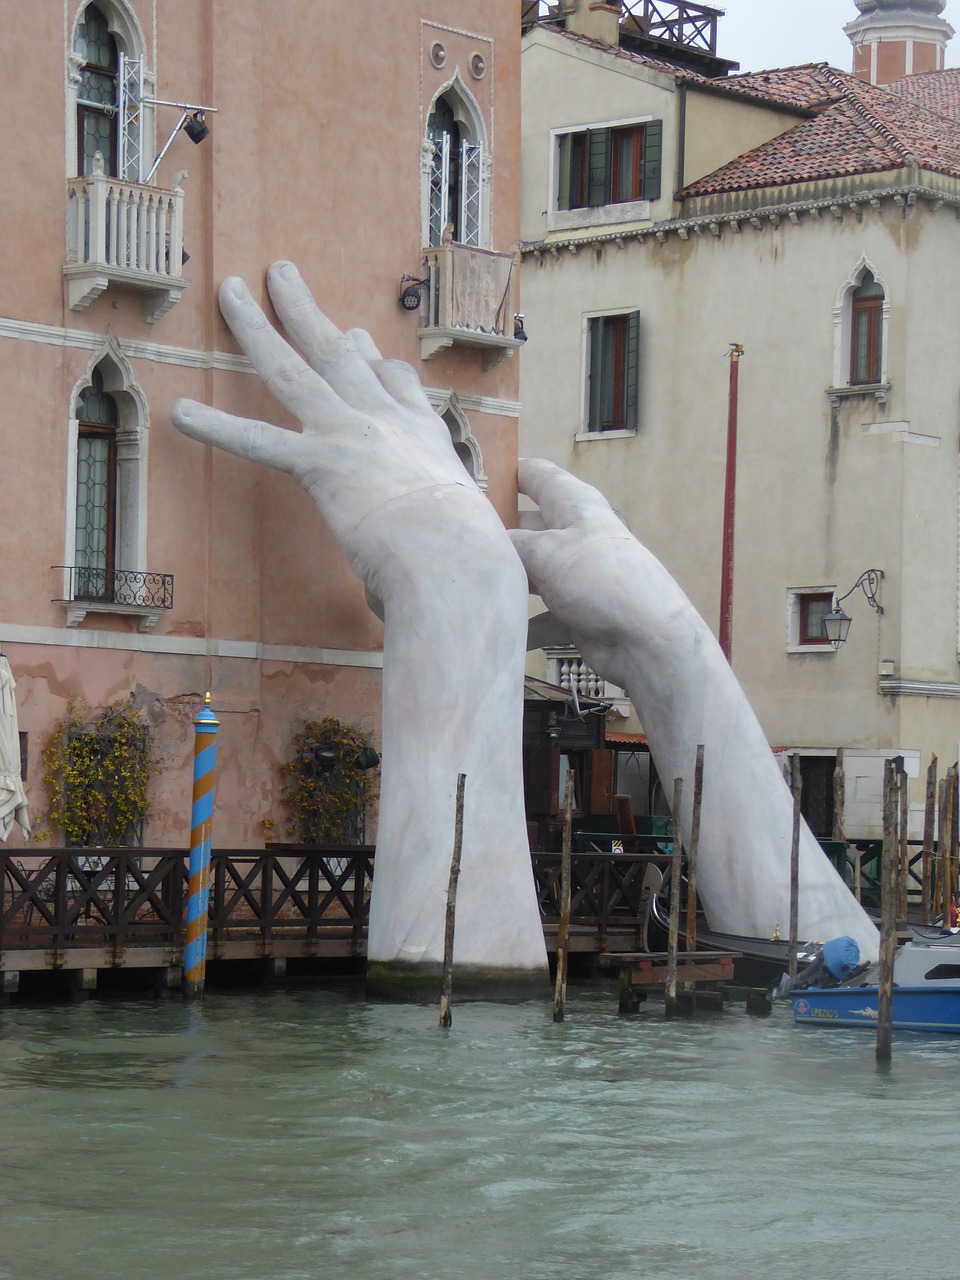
left=600, top=949, right=738, bottom=1014
left=0, top=845, right=713, bottom=998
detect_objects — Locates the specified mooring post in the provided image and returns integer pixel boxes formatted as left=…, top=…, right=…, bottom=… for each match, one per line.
left=938, top=776, right=950, bottom=924
left=183, top=693, right=220, bottom=1001
left=897, top=759, right=909, bottom=927
left=877, top=758, right=899, bottom=1064
left=921, top=754, right=937, bottom=925
left=685, top=745, right=704, bottom=953
left=832, top=747, right=845, bottom=843
left=553, top=771, right=575, bottom=1023
left=438, top=772, right=466, bottom=1029
left=950, top=766, right=959, bottom=923
left=788, top=754, right=802, bottom=982
left=666, top=777, right=683, bottom=1017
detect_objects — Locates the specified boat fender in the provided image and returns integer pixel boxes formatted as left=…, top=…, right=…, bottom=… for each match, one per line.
left=821, top=935, right=860, bottom=982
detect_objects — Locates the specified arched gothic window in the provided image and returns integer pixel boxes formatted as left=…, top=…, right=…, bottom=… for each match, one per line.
left=74, top=4, right=119, bottom=176
left=850, top=269, right=884, bottom=385
left=426, top=92, right=483, bottom=247
left=75, top=366, right=119, bottom=600
left=69, top=1, right=149, bottom=183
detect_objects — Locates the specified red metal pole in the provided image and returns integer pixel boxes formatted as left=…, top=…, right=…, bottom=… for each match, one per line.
left=719, top=343, right=744, bottom=662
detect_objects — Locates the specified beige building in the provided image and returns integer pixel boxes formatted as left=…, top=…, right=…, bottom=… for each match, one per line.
left=519, top=0, right=960, bottom=837
left=1, top=1, right=523, bottom=850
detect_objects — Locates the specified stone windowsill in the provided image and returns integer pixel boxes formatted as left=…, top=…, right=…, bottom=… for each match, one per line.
left=57, top=598, right=165, bottom=634
left=825, top=382, right=891, bottom=407
left=574, top=428, right=637, bottom=442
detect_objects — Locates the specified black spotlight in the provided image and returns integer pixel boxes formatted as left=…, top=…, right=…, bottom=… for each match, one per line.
left=513, top=313, right=528, bottom=343
left=399, top=275, right=428, bottom=311
left=184, top=112, right=209, bottom=144
left=356, top=747, right=380, bottom=771
left=308, top=745, right=339, bottom=773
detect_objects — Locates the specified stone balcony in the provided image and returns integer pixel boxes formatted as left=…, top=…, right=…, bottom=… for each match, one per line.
left=418, top=243, right=523, bottom=367
left=64, top=156, right=188, bottom=323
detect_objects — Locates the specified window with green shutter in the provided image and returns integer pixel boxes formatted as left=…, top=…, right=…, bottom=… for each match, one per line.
left=587, top=313, right=640, bottom=432
left=557, top=121, right=662, bottom=211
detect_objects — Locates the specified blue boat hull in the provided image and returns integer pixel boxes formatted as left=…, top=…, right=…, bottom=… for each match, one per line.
left=792, top=986, right=960, bottom=1034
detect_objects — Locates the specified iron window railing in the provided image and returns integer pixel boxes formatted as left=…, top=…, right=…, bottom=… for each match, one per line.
left=56, top=566, right=174, bottom=609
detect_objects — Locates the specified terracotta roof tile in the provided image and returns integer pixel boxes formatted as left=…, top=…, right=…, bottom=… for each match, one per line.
left=887, top=67, right=960, bottom=121
left=682, top=68, right=960, bottom=197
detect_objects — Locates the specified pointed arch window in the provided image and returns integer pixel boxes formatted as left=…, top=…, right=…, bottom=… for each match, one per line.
left=850, top=270, right=884, bottom=385
left=427, top=94, right=483, bottom=247
left=75, top=367, right=118, bottom=601
left=75, top=4, right=119, bottom=176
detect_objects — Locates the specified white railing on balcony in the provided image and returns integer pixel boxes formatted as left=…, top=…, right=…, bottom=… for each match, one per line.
left=419, top=243, right=520, bottom=364
left=64, top=155, right=187, bottom=322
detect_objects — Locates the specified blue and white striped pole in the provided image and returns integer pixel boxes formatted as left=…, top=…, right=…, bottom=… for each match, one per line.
left=183, top=692, right=219, bottom=1000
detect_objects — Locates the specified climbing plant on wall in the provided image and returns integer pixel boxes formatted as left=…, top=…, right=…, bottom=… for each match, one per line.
left=40, top=698, right=156, bottom=847
left=281, top=717, right=378, bottom=845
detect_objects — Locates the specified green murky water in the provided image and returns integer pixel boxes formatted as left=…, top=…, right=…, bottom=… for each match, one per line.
left=1, top=987, right=958, bottom=1280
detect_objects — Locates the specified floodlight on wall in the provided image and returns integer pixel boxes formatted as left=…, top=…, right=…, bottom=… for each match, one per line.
left=822, top=568, right=884, bottom=649
left=513, top=313, right=528, bottom=343
left=399, top=275, right=429, bottom=311
left=143, top=97, right=218, bottom=183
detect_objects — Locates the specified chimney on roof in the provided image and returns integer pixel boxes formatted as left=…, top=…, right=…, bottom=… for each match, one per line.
left=564, top=0, right=621, bottom=47
left=845, top=0, right=954, bottom=85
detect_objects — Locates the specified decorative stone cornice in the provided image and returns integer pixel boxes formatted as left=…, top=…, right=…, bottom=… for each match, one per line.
left=521, top=183, right=960, bottom=259
left=878, top=677, right=960, bottom=697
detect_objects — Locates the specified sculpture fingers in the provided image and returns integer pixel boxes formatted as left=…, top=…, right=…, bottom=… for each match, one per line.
left=346, top=327, right=439, bottom=420
left=266, top=262, right=399, bottom=417
left=518, top=458, right=621, bottom=532
left=218, top=276, right=366, bottom=431
left=508, top=527, right=575, bottom=589
left=171, top=399, right=311, bottom=475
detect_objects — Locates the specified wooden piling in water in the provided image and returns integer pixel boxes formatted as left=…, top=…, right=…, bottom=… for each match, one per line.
left=832, top=747, right=845, bottom=843
left=897, top=760, right=909, bottom=927
left=921, top=755, right=937, bottom=925
left=950, top=767, right=959, bottom=922
left=665, top=777, right=683, bottom=1017
left=553, top=771, right=575, bottom=1023
left=877, top=758, right=899, bottom=1064
left=438, top=773, right=466, bottom=1029
left=788, top=754, right=802, bottom=982
left=938, top=776, right=950, bottom=925
left=685, top=745, right=704, bottom=953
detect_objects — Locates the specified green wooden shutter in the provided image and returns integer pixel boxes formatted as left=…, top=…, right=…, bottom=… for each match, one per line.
left=642, top=119, right=663, bottom=201
left=624, top=312, right=640, bottom=428
left=557, top=133, right=572, bottom=211
left=588, top=317, right=603, bottom=430
left=587, top=128, right=611, bottom=207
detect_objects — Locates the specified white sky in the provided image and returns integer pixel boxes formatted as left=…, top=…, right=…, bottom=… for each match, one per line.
left=713, top=0, right=960, bottom=74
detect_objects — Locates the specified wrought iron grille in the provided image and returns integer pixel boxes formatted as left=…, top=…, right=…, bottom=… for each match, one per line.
left=58, top=566, right=174, bottom=609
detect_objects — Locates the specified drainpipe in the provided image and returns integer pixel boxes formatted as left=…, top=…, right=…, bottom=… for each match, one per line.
left=719, top=343, right=744, bottom=662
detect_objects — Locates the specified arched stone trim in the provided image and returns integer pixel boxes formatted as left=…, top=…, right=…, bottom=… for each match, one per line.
left=66, top=0, right=157, bottom=181
left=420, top=72, right=492, bottom=248
left=436, top=392, right=487, bottom=492
left=64, top=336, right=149, bottom=596
left=832, top=254, right=891, bottom=388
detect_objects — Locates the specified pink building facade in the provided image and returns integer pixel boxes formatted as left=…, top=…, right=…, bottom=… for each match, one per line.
left=1, top=1, right=523, bottom=850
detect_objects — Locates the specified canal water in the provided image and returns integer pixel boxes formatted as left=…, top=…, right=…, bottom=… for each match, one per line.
left=1, top=985, right=958, bottom=1280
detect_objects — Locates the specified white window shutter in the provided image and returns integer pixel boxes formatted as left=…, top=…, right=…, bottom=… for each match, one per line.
left=118, top=54, right=145, bottom=183
left=461, top=140, right=483, bottom=247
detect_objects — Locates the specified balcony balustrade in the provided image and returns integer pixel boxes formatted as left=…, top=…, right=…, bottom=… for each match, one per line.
left=418, top=243, right=523, bottom=367
left=64, top=156, right=187, bottom=322
left=54, top=566, right=174, bottom=633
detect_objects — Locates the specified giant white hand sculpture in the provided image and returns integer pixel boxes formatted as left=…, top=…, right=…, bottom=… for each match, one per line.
left=511, top=460, right=879, bottom=961
left=171, top=263, right=548, bottom=993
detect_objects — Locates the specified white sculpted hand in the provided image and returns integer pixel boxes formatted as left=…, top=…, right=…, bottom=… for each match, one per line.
left=511, top=459, right=879, bottom=960
left=171, top=264, right=547, bottom=986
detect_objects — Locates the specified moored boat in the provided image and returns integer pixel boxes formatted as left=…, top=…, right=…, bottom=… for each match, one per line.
left=788, top=934, right=960, bottom=1034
